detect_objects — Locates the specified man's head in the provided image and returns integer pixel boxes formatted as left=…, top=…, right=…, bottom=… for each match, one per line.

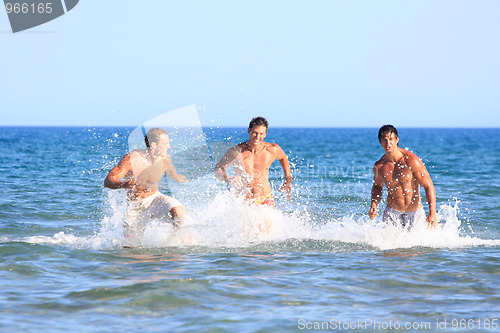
left=378, top=125, right=399, bottom=142
left=378, top=124, right=399, bottom=153
left=145, top=128, right=170, bottom=156
left=248, top=117, right=268, bottom=132
left=247, top=117, right=268, bottom=146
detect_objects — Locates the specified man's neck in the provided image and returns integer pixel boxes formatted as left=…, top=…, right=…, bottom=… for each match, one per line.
left=144, top=149, right=164, bottom=162
left=246, top=141, right=264, bottom=154
left=385, top=147, right=404, bottom=162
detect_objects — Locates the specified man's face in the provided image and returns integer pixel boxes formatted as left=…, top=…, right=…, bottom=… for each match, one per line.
left=151, top=134, right=171, bottom=157
left=248, top=125, right=267, bottom=144
left=379, top=132, right=399, bottom=153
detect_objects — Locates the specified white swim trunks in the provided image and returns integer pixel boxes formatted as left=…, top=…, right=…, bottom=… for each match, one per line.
left=124, top=191, right=183, bottom=242
left=382, top=206, right=426, bottom=230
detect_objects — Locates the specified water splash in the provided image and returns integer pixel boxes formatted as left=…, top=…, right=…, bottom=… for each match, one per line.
left=21, top=191, right=500, bottom=252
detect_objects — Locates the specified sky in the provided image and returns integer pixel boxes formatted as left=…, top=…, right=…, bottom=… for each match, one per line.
left=1, top=1, right=499, bottom=128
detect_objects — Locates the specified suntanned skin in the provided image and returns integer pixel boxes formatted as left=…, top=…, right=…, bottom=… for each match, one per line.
left=368, top=132, right=437, bottom=228
left=214, top=125, right=292, bottom=200
left=104, top=133, right=187, bottom=219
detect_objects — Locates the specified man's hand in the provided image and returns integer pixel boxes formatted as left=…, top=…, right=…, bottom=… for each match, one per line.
left=368, top=206, right=378, bottom=220
left=278, top=181, right=292, bottom=200
left=122, top=179, right=137, bottom=189
left=173, top=174, right=188, bottom=183
left=426, top=212, right=437, bottom=229
left=228, top=176, right=244, bottom=190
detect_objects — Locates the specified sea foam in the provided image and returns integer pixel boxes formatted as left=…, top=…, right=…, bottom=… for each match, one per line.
left=21, top=190, right=500, bottom=252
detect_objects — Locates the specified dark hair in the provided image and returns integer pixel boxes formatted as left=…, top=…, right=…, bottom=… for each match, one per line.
left=145, top=128, right=168, bottom=148
left=248, top=116, right=268, bottom=131
left=378, top=125, right=399, bottom=142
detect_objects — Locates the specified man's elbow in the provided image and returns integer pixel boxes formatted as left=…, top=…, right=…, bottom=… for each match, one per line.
left=422, top=181, right=435, bottom=190
left=214, top=166, right=222, bottom=178
left=424, top=185, right=436, bottom=196
left=103, top=178, right=115, bottom=189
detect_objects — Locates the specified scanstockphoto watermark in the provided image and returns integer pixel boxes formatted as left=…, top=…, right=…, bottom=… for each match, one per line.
left=298, top=318, right=433, bottom=330
left=297, top=318, right=499, bottom=331
left=4, top=0, right=79, bottom=33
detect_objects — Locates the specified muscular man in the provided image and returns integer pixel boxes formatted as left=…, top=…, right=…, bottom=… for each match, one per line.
left=104, top=128, right=187, bottom=244
left=368, top=125, right=437, bottom=229
left=214, top=116, right=292, bottom=206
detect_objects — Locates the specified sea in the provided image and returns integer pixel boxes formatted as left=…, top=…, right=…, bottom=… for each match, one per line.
left=0, top=126, right=499, bottom=332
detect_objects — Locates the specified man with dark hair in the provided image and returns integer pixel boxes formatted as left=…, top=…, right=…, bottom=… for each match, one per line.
left=377, top=124, right=399, bottom=143
left=104, top=128, right=188, bottom=245
left=215, top=116, right=292, bottom=207
left=368, top=124, right=437, bottom=229
left=248, top=116, right=269, bottom=130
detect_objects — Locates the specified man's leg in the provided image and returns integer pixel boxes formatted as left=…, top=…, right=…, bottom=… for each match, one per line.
left=404, top=207, right=426, bottom=230
left=170, top=206, right=187, bottom=219
left=124, top=201, right=150, bottom=247
left=149, top=193, right=186, bottom=225
left=169, top=206, right=187, bottom=229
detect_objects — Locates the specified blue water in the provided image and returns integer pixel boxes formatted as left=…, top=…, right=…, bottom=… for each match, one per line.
left=1, top=126, right=499, bottom=332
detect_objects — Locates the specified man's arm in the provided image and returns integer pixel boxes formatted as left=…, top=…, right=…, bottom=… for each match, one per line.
left=368, top=165, right=384, bottom=219
left=275, top=145, right=292, bottom=199
left=214, top=146, right=239, bottom=184
left=104, top=154, right=136, bottom=189
left=408, top=155, right=437, bottom=228
left=164, top=156, right=188, bottom=182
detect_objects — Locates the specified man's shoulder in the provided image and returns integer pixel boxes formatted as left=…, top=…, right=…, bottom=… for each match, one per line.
left=231, top=143, right=245, bottom=152
left=374, top=155, right=387, bottom=167
left=222, top=144, right=244, bottom=157
left=163, top=153, right=172, bottom=162
left=402, top=149, right=422, bottom=165
left=264, top=142, right=283, bottom=155
left=127, top=149, right=147, bottom=162
left=264, top=141, right=281, bottom=149
left=115, top=151, right=136, bottom=168
left=129, top=149, right=146, bottom=156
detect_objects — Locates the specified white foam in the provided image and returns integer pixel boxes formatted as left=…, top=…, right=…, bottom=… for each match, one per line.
left=19, top=191, right=500, bottom=251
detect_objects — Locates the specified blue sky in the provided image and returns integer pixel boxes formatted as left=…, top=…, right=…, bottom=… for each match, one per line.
left=1, top=1, right=499, bottom=127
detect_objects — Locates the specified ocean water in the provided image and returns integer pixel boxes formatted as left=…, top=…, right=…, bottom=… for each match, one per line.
left=0, top=126, right=499, bottom=332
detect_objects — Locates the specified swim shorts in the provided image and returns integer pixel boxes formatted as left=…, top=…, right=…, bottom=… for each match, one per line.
left=382, top=206, right=425, bottom=230
left=253, top=193, right=275, bottom=207
left=124, top=191, right=183, bottom=240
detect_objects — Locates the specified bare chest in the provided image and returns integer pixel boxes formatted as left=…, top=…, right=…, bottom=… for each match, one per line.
left=129, top=154, right=165, bottom=178
left=129, top=156, right=149, bottom=176
left=380, top=161, right=414, bottom=187
left=236, top=150, right=274, bottom=175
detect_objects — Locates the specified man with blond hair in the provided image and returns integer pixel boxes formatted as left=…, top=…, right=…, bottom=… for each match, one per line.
left=104, top=128, right=187, bottom=245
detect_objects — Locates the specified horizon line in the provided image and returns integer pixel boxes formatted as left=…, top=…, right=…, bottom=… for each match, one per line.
left=0, top=124, right=499, bottom=129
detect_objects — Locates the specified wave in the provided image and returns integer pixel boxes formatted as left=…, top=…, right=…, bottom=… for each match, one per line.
left=13, top=191, right=500, bottom=252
